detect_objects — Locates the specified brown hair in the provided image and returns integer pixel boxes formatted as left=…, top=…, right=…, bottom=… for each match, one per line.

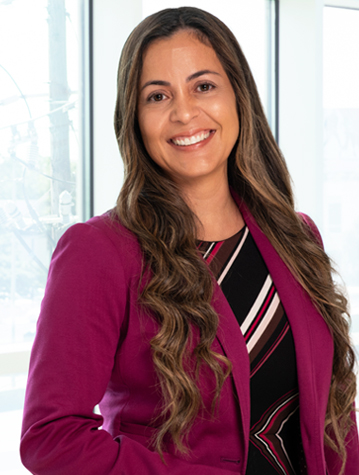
left=114, top=7, right=356, bottom=471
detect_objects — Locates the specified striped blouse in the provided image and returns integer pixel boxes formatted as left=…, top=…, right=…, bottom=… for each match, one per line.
left=197, top=226, right=307, bottom=475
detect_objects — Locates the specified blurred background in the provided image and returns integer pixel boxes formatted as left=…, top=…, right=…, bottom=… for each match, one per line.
left=0, top=0, right=358, bottom=472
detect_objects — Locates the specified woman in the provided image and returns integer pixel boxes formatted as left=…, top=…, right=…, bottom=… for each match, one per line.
left=20, top=7, right=358, bottom=475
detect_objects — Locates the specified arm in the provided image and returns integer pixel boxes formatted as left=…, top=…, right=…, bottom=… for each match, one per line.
left=298, top=212, right=359, bottom=474
left=324, top=409, right=359, bottom=475
left=20, top=222, right=237, bottom=475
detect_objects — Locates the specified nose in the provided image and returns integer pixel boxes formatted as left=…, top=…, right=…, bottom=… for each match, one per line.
left=169, top=93, right=199, bottom=124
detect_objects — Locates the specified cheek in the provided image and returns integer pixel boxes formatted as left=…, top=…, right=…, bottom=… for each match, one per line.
left=230, top=111, right=240, bottom=138
left=221, top=109, right=239, bottom=143
left=225, top=100, right=240, bottom=138
left=138, top=116, right=155, bottom=152
left=209, top=98, right=239, bottom=133
left=138, top=117, right=166, bottom=167
left=138, top=113, right=149, bottom=142
left=139, top=112, right=164, bottom=146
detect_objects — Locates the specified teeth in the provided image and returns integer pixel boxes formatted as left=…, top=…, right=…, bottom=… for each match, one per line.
left=172, top=131, right=211, bottom=146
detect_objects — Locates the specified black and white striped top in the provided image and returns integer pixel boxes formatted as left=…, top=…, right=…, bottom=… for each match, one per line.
left=197, top=226, right=307, bottom=475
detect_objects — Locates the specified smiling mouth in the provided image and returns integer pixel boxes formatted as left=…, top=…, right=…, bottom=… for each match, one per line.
left=170, top=130, right=214, bottom=146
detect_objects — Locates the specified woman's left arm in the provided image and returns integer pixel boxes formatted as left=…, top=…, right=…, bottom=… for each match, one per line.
left=299, top=212, right=359, bottom=474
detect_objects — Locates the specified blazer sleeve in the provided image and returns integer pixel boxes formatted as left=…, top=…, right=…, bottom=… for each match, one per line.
left=324, top=409, right=359, bottom=475
left=20, top=222, right=237, bottom=475
left=298, top=213, right=359, bottom=474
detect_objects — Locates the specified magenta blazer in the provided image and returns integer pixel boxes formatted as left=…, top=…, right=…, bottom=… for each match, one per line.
left=20, top=197, right=359, bottom=475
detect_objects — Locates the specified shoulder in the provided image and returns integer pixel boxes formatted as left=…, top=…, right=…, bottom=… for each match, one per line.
left=50, top=211, right=143, bottom=282
left=297, top=212, right=324, bottom=249
left=56, top=210, right=141, bottom=260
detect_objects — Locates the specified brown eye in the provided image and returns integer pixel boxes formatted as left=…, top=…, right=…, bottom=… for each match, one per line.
left=198, top=83, right=213, bottom=92
left=149, top=93, right=165, bottom=102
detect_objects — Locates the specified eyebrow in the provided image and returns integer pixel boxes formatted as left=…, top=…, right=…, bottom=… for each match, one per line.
left=140, top=69, right=221, bottom=91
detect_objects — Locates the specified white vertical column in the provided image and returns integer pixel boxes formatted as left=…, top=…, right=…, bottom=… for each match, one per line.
left=92, top=0, right=142, bottom=215
left=278, top=0, right=324, bottom=225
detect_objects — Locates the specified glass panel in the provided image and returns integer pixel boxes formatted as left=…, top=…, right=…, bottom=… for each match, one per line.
left=141, top=0, right=277, bottom=135
left=0, top=0, right=89, bottom=472
left=0, top=375, right=26, bottom=474
left=0, top=1, right=90, bottom=347
left=323, top=6, right=359, bottom=406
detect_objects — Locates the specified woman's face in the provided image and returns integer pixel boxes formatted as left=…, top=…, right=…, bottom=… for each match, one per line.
left=137, top=30, right=239, bottom=187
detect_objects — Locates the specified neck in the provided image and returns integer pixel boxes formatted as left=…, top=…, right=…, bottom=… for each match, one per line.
left=180, top=177, right=244, bottom=241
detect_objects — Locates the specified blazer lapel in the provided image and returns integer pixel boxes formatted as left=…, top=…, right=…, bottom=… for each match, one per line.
left=210, top=194, right=334, bottom=474
left=212, top=283, right=251, bottom=468
left=237, top=199, right=333, bottom=475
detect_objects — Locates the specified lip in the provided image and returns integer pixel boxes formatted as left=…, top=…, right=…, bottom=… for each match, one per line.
left=168, top=129, right=216, bottom=150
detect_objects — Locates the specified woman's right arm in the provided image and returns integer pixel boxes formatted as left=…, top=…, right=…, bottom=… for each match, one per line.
left=20, top=221, right=236, bottom=475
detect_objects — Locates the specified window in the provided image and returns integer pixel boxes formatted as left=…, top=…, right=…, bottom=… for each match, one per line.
left=323, top=5, right=359, bottom=375
left=0, top=0, right=91, bottom=472
left=0, top=1, right=278, bottom=471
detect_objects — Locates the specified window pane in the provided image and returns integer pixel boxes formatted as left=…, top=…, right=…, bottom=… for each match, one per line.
left=323, top=6, right=359, bottom=404
left=0, top=0, right=89, bottom=472
left=141, top=0, right=277, bottom=134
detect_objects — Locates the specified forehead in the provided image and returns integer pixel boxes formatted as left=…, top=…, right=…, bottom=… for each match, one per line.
left=140, top=30, right=225, bottom=81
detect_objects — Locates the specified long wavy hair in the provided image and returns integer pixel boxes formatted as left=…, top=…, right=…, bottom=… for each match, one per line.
left=114, top=7, right=356, bottom=471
